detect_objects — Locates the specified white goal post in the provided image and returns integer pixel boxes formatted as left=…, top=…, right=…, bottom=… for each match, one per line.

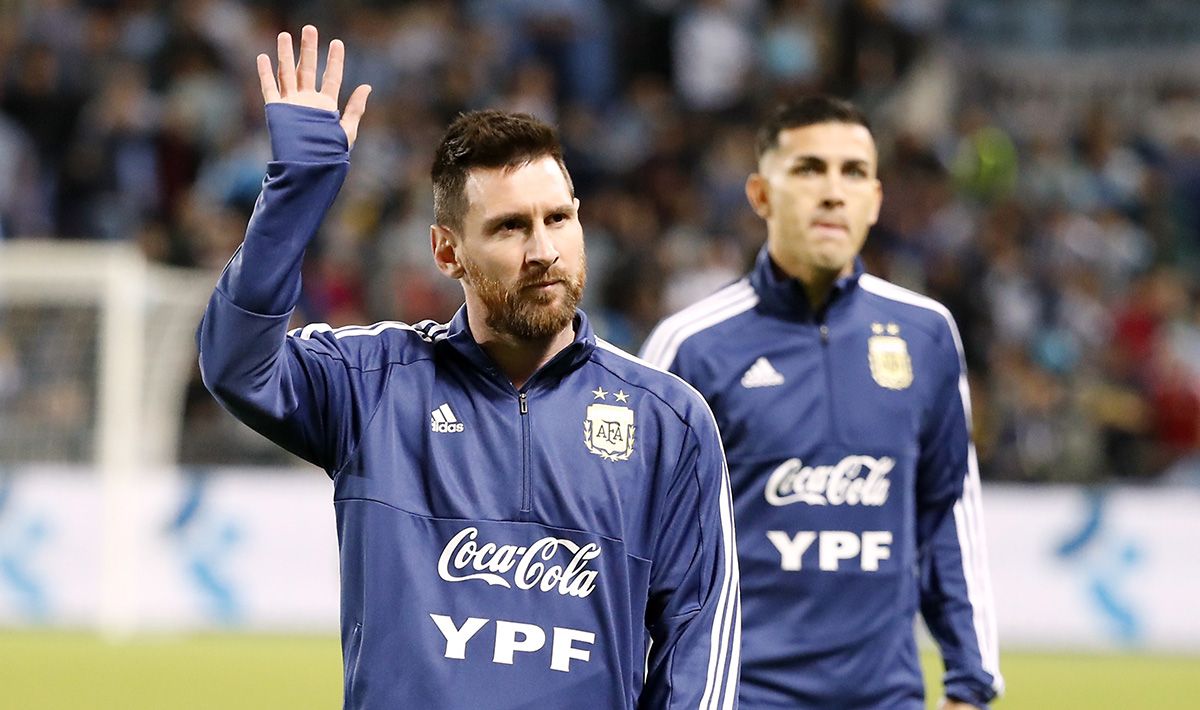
left=0, top=239, right=215, bottom=636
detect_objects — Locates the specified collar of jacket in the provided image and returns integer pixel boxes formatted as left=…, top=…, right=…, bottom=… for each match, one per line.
left=749, top=246, right=865, bottom=322
left=438, top=304, right=598, bottom=390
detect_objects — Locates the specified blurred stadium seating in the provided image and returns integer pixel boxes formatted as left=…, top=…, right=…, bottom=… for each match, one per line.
left=3, top=0, right=1198, bottom=480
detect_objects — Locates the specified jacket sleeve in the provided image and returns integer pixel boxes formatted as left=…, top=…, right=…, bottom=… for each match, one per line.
left=641, top=406, right=740, bottom=710
left=916, top=316, right=1003, bottom=707
left=196, top=103, right=370, bottom=473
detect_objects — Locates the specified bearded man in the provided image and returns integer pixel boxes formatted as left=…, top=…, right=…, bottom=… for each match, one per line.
left=197, top=25, right=740, bottom=709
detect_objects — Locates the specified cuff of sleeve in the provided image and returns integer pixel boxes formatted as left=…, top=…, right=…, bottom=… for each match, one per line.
left=944, top=681, right=994, bottom=709
left=265, top=103, right=349, bottom=163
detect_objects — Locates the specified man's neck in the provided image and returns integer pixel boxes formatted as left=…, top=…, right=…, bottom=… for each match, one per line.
left=468, top=312, right=576, bottom=391
left=769, top=251, right=850, bottom=312
left=797, top=270, right=839, bottom=311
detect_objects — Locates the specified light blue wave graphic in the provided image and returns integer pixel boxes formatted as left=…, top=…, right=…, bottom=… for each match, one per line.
left=1054, top=491, right=1143, bottom=644
left=0, top=473, right=51, bottom=621
left=166, top=474, right=242, bottom=625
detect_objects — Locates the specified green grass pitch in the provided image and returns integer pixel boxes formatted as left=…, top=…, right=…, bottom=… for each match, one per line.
left=1, top=631, right=1198, bottom=708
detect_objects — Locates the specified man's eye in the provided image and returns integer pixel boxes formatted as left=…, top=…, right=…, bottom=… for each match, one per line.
left=549, top=213, right=567, bottom=223
left=846, top=167, right=867, bottom=178
left=502, top=220, right=521, bottom=231
left=791, top=164, right=818, bottom=175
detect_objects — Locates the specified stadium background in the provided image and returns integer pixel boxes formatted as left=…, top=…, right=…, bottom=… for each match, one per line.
left=1, top=0, right=1198, bottom=707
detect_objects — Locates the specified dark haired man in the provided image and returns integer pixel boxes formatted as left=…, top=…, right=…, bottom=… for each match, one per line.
left=643, top=96, right=1002, bottom=709
left=198, top=26, right=739, bottom=708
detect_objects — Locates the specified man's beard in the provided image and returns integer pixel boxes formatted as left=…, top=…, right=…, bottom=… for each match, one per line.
left=461, top=255, right=586, bottom=341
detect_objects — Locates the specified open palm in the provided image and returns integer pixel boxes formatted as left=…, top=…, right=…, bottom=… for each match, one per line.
left=257, top=25, right=371, bottom=149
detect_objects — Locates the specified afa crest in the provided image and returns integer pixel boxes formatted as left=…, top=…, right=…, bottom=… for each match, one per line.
left=868, top=323, right=913, bottom=390
left=584, top=387, right=636, bottom=461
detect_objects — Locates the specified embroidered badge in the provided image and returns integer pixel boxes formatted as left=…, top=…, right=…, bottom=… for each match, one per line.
left=585, top=388, right=636, bottom=461
left=868, top=323, right=913, bottom=390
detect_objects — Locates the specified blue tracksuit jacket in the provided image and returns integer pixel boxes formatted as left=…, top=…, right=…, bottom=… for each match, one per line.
left=197, top=104, right=740, bottom=709
left=641, top=249, right=1001, bottom=709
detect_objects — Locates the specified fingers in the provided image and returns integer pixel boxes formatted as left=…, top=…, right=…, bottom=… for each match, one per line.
left=340, top=84, right=372, bottom=149
left=297, top=25, right=318, bottom=92
left=342, top=84, right=372, bottom=125
left=320, top=39, right=344, bottom=101
left=276, top=32, right=296, bottom=95
left=256, top=53, right=280, bottom=103
left=267, top=26, right=358, bottom=123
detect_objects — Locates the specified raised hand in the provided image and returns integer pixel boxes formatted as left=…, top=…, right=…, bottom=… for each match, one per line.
left=257, top=25, right=371, bottom=149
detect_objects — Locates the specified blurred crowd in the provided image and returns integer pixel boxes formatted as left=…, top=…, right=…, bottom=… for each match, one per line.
left=2, top=0, right=1199, bottom=482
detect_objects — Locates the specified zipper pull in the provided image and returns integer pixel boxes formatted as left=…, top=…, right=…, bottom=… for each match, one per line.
left=819, top=324, right=830, bottom=343
left=519, top=392, right=528, bottom=414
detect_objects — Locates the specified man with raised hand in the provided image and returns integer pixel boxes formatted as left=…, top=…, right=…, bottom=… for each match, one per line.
left=198, top=25, right=739, bottom=709
left=642, top=96, right=1002, bottom=709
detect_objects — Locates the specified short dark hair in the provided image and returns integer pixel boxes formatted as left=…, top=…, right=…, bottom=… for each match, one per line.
left=431, top=110, right=573, bottom=231
left=755, top=96, right=872, bottom=160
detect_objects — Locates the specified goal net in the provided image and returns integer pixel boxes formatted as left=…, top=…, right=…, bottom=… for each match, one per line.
left=0, top=240, right=213, bottom=468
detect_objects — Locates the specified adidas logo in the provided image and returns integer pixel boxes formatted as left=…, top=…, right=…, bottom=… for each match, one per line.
left=741, top=357, right=785, bottom=388
left=431, top=403, right=465, bottom=433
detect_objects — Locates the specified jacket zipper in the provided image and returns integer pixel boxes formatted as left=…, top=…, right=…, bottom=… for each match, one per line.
left=344, top=622, right=363, bottom=706
left=818, top=322, right=841, bottom=442
left=519, top=391, right=531, bottom=516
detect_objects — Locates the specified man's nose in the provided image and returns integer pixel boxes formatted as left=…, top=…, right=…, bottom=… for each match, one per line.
left=525, top=223, right=560, bottom=267
left=819, top=175, right=846, bottom=207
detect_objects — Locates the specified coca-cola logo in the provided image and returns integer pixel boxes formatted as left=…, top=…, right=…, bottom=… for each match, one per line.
left=765, top=455, right=893, bottom=507
left=437, top=527, right=601, bottom=598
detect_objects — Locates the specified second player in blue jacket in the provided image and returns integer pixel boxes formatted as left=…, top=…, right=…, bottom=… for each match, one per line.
left=642, top=97, right=1001, bottom=709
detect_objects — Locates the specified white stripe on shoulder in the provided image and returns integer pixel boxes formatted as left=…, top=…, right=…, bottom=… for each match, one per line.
left=288, top=322, right=334, bottom=339
left=413, top=319, right=449, bottom=339
left=596, top=338, right=741, bottom=708
left=858, top=274, right=965, bottom=355
left=597, top=337, right=686, bottom=380
left=640, top=279, right=757, bottom=369
left=288, top=320, right=449, bottom=343
left=858, top=274, right=951, bottom=316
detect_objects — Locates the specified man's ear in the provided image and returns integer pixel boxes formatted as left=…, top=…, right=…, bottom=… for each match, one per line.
left=431, top=224, right=464, bottom=279
left=745, top=173, right=771, bottom=219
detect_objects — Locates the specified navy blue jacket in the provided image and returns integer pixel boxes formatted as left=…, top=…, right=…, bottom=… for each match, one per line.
left=641, top=249, right=1001, bottom=709
left=198, top=104, right=740, bottom=709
